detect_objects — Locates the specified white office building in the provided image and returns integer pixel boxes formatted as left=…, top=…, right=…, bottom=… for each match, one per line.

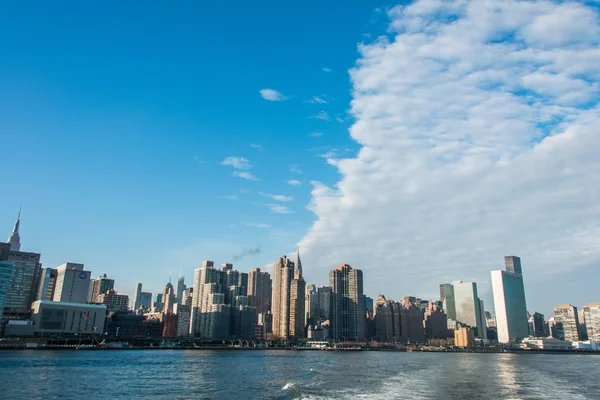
left=491, top=256, right=529, bottom=343
left=53, top=263, right=91, bottom=304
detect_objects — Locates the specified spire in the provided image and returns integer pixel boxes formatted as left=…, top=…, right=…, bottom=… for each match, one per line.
left=295, top=246, right=302, bottom=278
left=7, top=206, right=21, bottom=251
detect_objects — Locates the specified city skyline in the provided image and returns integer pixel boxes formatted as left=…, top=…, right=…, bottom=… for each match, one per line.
left=1, top=209, right=596, bottom=318
left=2, top=0, right=600, bottom=317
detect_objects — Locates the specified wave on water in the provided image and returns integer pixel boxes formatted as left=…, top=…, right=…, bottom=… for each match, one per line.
left=282, top=382, right=296, bottom=391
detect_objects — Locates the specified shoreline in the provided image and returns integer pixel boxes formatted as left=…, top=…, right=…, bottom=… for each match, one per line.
left=0, top=344, right=598, bottom=355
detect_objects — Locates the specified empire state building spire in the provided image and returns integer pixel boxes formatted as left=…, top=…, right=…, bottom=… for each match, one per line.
left=7, top=206, right=21, bottom=251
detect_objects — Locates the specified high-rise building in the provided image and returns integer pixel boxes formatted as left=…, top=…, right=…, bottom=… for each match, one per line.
left=329, top=264, right=365, bottom=342
left=248, top=268, right=271, bottom=314
left=162, top=279, right=176, bottom=314
left=182, top=287, right=193, bottom=306
left=176, top=276, right=186, bottom=304
left=36, top=267, right=58, bottom=301
left=0, top=261, right=13, bottom=320
left=553, top=304, right=580, bottom=342
left=6, top=208, right=21, bottom=251
left=491, top=256, right=529, bottom=343
left=317, top=286, right=333, bottom=324
left=89, top=274, right=115, bottom=303
left=583, top=303, right=600, bottom=342
left=133, top=282, right=143, bottom=311
left=52, top=263, right=91, bottom=304
left=439, top=283, right=456, bottom=321
left=174, top=303, right=191, bottom=337
left=190, top=261, right=222, bottom=336
left=98, top=290, right=130, bottom=312
left=531, top=312, right=546, bottom=337
left=272, top=254, right=305, bottom=340
left=425, top=301, right=448, bottom=339
left=139, top=291, right=152, bottom=311
left=1, top=241, right=42, bottom=313
left=305, top=284, right=319, bottom=327
left=452, top=281, right=485, bottom=338
left=454, top=326, right=475, bottom=347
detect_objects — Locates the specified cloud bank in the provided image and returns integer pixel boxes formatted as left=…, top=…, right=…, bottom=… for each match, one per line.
left=299, top=0, right=600, bottom=312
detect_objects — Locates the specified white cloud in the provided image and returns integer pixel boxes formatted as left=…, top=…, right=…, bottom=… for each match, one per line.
left=233, top=171, right=259, bottom=181
left=299, top=0, right=600, bottom=313
left=266, top=204, right=293, bottom=214
left=323, top=67, right=333, bottom=73
left=259, top=192, right=293, bottom=202
left=221, top=195, right=239, bottom=200
left=336, top=117, right=345, bottom=123
left=222, top=156, right=252, bottom=170
left=308, top=96, right=328, bottom=104
left=287, top=179, right=302, bottom=186
left=259, top=88, right=288, bottom=101
left=246, top=223, right=271, bottom=229
left=310, top=132, right=324, bottom=139
left=249, top=143, right=263, bottom=150
left=310, top=110, right=331, bottom=121
left=289, top=165, right=302, bottom=174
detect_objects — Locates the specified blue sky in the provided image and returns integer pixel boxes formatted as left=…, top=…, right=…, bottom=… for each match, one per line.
left=2, top=0, right=600, bottom=318
left=0, top=1, right=389, bottom=296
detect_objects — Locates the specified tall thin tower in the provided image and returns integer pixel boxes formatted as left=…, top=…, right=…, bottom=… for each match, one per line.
left=7, top=206, right=21, bottom=251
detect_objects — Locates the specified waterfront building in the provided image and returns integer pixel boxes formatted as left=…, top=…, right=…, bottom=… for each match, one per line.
left=554, top=304, right=580, bottom=342
left=578, top=309, right=588, bottom=341
left=173, top=303, right=191, bottom=337
left=106, top=312, right=145, bottom=338
left=425, top=301, right=448, bottom=339
left=161, top=313, right=178, bottom=337
left=439, top=283, right=456, bottom=321
left=31, top=300, right=106, bottom=335
left=0, top=261, right=13, bottom=320
left=162, top=280, right=176, bottom=314
left=583, top=303, right=600, bottom=342
left=329, top=264, right=365, bottom=342
left=258, top=312, right=273, bottom=338
left=491, top=256, right=529, bottom=343
left=454, top=326, right=475, bottom=347
left=176, top=276, right=186, bottom=304
left=52, top=263, right=91, bottom=304
left=451, top=281, right=486, bottom=338
left=0, top=241, right=42, bottom=313
left=36, top=267, right=58, bottom=301
left=190, top=261, right=222, bottom=336
left=521, top=337, right=572, bottom=350
left=402, top=299, right=425, bottom=343
left=98, top=290, right=130, bottom=312
left=272, top=254, right=305, bottom=340
left=317, top=286, right=333, bottom=325
left=89, top=274, right=115, bottom=303
left=248, top=268, right=271, bottom=314
left=133, top=282, right=143, bottom=311
left=530, top=312, right=546, bottom=337
left=373, top=295, right=401, bottom=343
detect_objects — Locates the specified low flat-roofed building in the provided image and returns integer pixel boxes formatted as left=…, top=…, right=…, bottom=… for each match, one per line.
left=521, top=337, right=572, bottom=351
left=31, top=300, right=106, bottom=335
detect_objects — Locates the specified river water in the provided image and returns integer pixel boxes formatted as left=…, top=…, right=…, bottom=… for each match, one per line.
left=0, top=350, right=598, bottom=399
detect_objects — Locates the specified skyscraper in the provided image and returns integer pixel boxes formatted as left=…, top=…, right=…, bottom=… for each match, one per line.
left=248, top=267, right=271, bottom=314
left=329, top=264, right=365, bottom=342
left=1, top=241, right=42, bottom=313
left=6, top=207, right=21, bottom=251
left=491, top=256, right=529, bottom=343
left=89, top=274, right=115, bottom=303
left=554, top=304, right=581, bottom=342
left=272, top=255, right=305, bottom=339
left=133, top=282, right=143, bottom=311
left=162, top=279, right=176, bottom=314
left=583, top=303, right=600, bottom=342
left=36, top=267, right=58, bottom=301
left=439, top=283, right=456, bottom=321
left=53, top=263, right=91, bottom=303
left=531, top=312, right=546, bottom=337
left=176, top=276, right=186, bottom=304
left=452, top=280, right=485, bottom=338
left=0, top=261, right=13, bottom=321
